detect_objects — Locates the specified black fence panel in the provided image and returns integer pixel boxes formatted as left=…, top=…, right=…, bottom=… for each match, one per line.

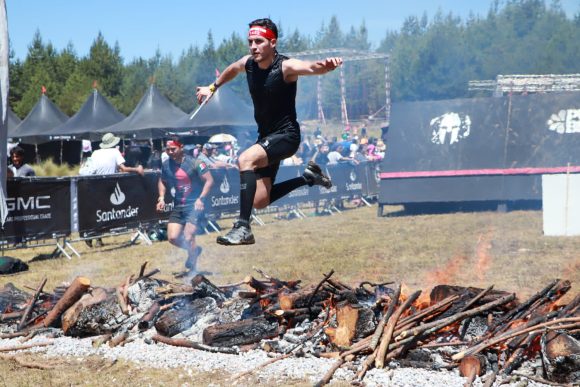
left=77, top=173, right=162, bottom=236
left=4, top=177, right=71, bottom=241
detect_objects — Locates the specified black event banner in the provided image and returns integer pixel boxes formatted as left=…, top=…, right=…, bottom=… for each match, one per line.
left=508, top=92, right=580, bottom=168
left=77, top=173, right=161, bottom=235
left=4, top=178, right=71, bottom=241
left=382, top=97, right=509, bottom=173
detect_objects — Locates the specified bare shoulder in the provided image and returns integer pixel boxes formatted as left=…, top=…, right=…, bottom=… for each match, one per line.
left=235, top=55, right=252, bottom=69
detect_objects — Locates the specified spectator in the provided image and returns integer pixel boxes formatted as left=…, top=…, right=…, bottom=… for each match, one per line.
left=375, top=139, right=387, bottom=160
left=8, top=146, right=35, bottom=177
left=327, top=145, right=345, bottom=165
left=80, top=132, right=144, bottom=248
left=84, top=133, right=144, bottom=176
left=199, top=143, right=234, bottom=169
left=310, top=143, right=330, bottom=166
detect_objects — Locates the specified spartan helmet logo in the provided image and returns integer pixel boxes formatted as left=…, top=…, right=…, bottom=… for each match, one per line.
left=547, top=109, right=580, bottom=134
left=350, top=170, right=357, bottom=182
left=220, top=175, right=230, bottom=194
left=110, top=182, right=126, bottom=205
left=430, top=112, right=471, bottom=145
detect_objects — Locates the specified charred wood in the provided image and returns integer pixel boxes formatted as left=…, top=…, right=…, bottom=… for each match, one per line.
left=138, top=302, right=160, bottom=331
left=152, top=334, right=239, bottom=354
left=279, top=285, right=330, bottom=310
left=540, top=330, right=580, bottom=383
left=61, top=287, right=120, bottom=336
left=203, top=317, right=279, bottom=347
left=155, top=297, right=215, bottom=337
left=191, top=275, right=226, bottom=303
left=18, top=277, right=47, bottom=331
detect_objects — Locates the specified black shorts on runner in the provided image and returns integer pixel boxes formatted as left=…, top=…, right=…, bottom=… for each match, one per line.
left=255, top=129, right=300, bottom=183
left=168, top=204, right=204, bottom=226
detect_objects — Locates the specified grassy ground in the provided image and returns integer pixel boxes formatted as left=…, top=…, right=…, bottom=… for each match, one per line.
left=3, top=204, right=579, bottom=298
left=1, top=204, right=579, bottom=385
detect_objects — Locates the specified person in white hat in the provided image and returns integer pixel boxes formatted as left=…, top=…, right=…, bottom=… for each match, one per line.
left=87, top=133, right=144, bottom=176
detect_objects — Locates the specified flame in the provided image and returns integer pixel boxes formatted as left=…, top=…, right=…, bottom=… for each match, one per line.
left=423, top=254, right=469, bottom=286
left=475, top=230, right=494, bottom=281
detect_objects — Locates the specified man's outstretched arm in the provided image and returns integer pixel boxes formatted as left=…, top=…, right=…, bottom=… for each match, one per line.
left=283, top=57, right=343, bottom=82
left=196, top=55, right=251, bottom=104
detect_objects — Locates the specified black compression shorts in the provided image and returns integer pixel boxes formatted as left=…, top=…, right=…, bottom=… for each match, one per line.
left=255, top=129, right=300, bottom=183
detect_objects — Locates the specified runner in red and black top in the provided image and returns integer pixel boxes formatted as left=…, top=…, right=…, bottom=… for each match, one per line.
left=196, top=18, right=342, bottom=246
left=157, top=138, right=213, bottom=272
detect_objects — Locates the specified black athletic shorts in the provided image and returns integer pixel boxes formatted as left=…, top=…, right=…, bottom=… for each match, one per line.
left=168, top=203, right=204, bottom=226
left=255, top=129, right=300, bottom=182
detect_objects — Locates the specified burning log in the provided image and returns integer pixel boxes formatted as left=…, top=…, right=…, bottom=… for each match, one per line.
left=370, top=284, right=401, bottom=350
left=540, top=330, right=580, bottom=383
left=279, top=285, right=330, bottom=310
left=44, top=277, right=91, bottom=328
left=376, top=290, right=422, bottom=368
left=458, top=355, right=486, bottom=387
left=191, top=275, right=226, bottom=303
left=138, top=302, right=160, bottom=331
left=324, top=302, right=375, bottom=347
left=452, top=317, right=580, bottom=361
left=61, top=287, right=121, bottom=336
left=152, top=334, right=239, bottom=354
left=155, top=297, right=215, bottom=337
left=203, top=317, right=279, bottom=347
left=18, top=277, right=47, bottom=331
left=487, top=280, right=561, bottom=334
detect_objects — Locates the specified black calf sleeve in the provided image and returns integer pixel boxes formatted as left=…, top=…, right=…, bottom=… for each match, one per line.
left=269, top=177, right=308, bottom=204
left=239, top=170, right=257, bottom=222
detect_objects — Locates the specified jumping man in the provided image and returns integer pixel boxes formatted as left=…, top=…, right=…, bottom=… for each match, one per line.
left=157, top=138, right=213, bottom=272
left=196, top=18, right=342, bottom=245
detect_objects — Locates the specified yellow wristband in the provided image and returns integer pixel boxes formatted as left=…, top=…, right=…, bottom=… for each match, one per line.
left=209, top=83, right=216, bottom=93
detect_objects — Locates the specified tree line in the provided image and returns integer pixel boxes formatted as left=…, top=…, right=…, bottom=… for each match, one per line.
left=8, top=0, right=580, bottom=122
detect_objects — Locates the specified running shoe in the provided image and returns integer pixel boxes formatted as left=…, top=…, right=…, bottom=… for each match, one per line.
left=216, top=220, right=255, bottom=245
left=303, top=161, right=332, bottom=188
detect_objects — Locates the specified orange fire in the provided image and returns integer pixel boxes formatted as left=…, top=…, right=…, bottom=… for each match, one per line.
left=424, top=254, right=469, bottom=287
left=475, top=230, right=494, bottom=282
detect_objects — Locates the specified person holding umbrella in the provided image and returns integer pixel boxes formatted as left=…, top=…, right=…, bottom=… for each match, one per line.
left=196, top=18, right=341, bottom=245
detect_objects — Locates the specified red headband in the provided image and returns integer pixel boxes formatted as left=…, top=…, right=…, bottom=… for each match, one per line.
left=248, top=25, right=276, bottom=40
left=166, top=140, right=183, bottom=148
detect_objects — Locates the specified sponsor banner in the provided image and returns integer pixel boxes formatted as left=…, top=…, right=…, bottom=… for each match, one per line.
left=77, top=173, right=161, bottom=235
left=206, top=168, right=240, bottom=215
left=327, top=163, right=363, bottom=199
left=4, top=178, right=71, bottom=241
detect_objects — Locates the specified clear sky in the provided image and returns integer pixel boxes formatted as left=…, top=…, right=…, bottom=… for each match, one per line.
left=7, top=0, right=580, bottom=63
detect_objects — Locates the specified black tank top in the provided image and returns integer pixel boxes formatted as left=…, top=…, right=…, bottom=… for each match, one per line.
left=245, top=53, right=299, bottom=138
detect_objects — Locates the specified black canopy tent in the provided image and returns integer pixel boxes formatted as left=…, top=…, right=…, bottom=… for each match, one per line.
left=40, top=89, right=126, bottom=164
left=47, top=89, right=125, bottom=141
left=96, top=84, right=187, bottom=140
left=8, top=94, right=69, bottom=164
left=7, top=107, right=20, bottom=131
left=9, top=94, right=68, bottom=144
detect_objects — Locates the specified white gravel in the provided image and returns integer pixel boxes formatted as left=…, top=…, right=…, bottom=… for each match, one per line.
left=0, top=334, right=552, bottom=386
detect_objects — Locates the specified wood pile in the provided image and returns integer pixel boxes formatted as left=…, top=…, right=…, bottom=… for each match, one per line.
left=0, top=264, right=578, bottom=385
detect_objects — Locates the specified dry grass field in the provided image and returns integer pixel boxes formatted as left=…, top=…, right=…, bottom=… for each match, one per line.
left=3, top=204, right=579, bottom=298
left=1, top=204, right=579, bottom=385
